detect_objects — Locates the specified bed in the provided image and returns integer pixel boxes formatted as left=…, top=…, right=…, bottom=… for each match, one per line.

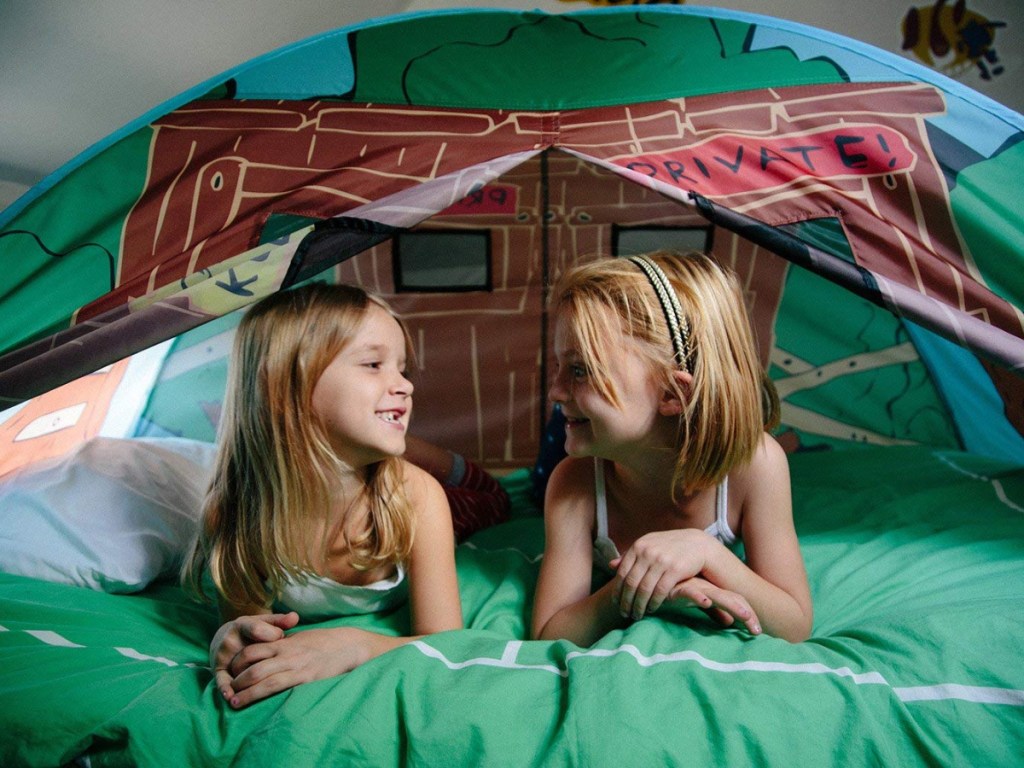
left=1, top=440, right=1022, bottom=767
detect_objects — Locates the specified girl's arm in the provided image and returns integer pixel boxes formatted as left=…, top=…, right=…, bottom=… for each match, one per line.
left=616, top=435, right=813, bottom=642
left=222, top=463, right=462, bottom=709
left=405, top=462, right=463, bottom=634
left=531, top=458, right=627, bottom=646
left=702, top=434, right=812, bottom=641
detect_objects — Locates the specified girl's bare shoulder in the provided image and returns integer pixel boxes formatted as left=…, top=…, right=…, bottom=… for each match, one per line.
left=730, top=433, right=792, bottom=520
left=731, top=433, right=789, bottom=482
left=545, top=457, right=598, bottom=525
left=547, top=456, right=596, bottom=495
left=398, top=459, right=446, bottom=506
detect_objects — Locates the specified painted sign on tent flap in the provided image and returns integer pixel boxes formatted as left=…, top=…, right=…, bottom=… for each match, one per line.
left=622, top=125, right=916, bottom=194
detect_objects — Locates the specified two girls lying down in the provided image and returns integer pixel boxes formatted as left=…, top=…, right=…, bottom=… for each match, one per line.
left=0, top=251, right=808, bottom=716
left=177, top=251, right=809, bottom=709
left=2, top=261, right=1021, bottom=765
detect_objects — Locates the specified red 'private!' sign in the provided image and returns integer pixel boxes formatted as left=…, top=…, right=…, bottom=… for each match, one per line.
left=617, top=125, right=916, bottom=194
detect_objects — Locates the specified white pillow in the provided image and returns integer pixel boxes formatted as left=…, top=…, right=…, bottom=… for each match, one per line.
left=0, top=437, right=217, bottom=592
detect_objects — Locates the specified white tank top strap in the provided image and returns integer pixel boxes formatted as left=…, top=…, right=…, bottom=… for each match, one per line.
left=592, top=459, right=620, bottom=570
left=709, top=476, right=738, bottom=547
left=595, top=457, right=609, bottom=538
left=716, top=476, right=728, bottom=526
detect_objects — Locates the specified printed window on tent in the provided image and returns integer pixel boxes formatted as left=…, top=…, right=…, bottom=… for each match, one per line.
left=394, top=230, right=492, bottom=292
left=612, top=225, right=712, bottom=257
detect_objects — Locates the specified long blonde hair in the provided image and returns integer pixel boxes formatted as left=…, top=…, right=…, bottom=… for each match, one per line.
left=183, top=282, right=416, bottom=611
left=552, top=250, right=779, bottom=495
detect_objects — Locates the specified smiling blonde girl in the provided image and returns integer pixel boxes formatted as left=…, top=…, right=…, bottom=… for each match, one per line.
left=184, top=283, right=462, bottom=708
left=532, top=251, right=812, bottom=646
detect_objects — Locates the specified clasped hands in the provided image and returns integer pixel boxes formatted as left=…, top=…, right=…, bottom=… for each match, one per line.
left=210, top=612, right=372, bottom=709
left=609, top=528, right=761, bottom=635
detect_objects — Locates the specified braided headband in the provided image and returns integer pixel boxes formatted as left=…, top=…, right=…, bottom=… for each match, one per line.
left=626, top=255, right=693, bottom=373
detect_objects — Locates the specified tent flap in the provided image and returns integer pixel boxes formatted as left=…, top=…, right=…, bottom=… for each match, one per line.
left=688, top=191, right=1024, bottom=374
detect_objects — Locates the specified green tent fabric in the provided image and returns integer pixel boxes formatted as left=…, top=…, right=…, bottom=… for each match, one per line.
left=1, top=6, right=1022, bottom=465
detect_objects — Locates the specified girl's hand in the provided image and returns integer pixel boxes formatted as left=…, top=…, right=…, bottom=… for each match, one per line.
left=664, top=576, right=762, bottom=635
left=225, top=626, right=374, bottom=709
left=210, top=612, right=299, bottom=702
left=611, top=528, right=711, bottom=620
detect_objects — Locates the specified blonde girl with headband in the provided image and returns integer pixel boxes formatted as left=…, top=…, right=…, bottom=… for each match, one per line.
left=531, top=251, right=812, bottom=645
left=183, top=283, right=462, bottom=709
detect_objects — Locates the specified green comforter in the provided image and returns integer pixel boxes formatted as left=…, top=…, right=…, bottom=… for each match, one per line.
left=2, top=446, right=1022, bottom=766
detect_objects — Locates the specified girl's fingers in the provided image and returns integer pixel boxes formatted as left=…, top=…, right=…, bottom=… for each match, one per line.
left=612, top=551, right=636, bottom=607
left=243, top=622, right=282, bottom=643
left=241, top=613, right=296, bottom=642
left=229, top=666, right=299, bottom=709
left=644, top=572, right=679, bottom=615
left=670, top=580, right=715, bottom=611
left=213, top=639, right=241, bottom=668
left=229, top=640, right=278, bottom=677
left=701, top=586, right=761, bottom=635
left=667, top=580, right=761, bottom=635
left=230, top=654, right=283, bottom=694
left=703, top=606, right=735, bottom=627
left=214, top=669, right=236, bottom=702
left=616, top=557, right=685, bottom=619
left=615, top=562, right=648, bottom=618
left=628, top=567, right=674, bottom=618
left=618, top=564, right=680, bottom=619
left=610, top=552, right=634, bottom=614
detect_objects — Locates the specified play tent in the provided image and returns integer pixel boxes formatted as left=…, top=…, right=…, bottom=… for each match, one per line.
left=2, top=3, right=1023, bottom=469
left=1, top=7, right=1022, bottom=766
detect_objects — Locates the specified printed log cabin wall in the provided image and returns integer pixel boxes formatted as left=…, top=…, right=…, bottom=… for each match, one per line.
left=97, top=80, right=1010, bottom=469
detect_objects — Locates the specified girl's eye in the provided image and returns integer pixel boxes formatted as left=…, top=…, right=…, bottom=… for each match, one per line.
left=570, top=363, right=588, bottom=380
left=364, top=361, right=382, bottom=370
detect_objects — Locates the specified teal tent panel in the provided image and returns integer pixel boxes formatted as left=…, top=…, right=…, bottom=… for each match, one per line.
left=950, top=137, right=1024, bottom=309
left=905, top=321, right=1024, bottom=463
left=0, top=130, right=153, bottom=353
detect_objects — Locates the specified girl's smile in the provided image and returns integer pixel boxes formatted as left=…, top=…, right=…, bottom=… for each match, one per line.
left=376, top=408, right=408, bottom=427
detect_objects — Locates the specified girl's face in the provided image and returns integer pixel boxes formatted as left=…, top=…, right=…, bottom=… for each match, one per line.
left=311, top=303, right=413, bottom=468
left=549, top=307, right=666, bottom=461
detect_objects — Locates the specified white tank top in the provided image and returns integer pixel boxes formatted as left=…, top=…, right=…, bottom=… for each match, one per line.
left=273, top=565, right=408, bottom=621
left=592, top=458, right=737, bottom=573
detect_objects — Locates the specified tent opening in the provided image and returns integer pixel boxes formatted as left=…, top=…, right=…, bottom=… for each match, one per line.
left=10, top=148, right=1019, bottom=478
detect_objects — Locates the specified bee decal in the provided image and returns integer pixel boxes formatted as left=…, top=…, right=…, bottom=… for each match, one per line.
left=902, top=0, right=1006, bottom=81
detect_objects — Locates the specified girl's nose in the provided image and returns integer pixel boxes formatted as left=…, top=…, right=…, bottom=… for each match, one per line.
left=548, top=370, right=567, bottom=404
left=394, top=370, right=414, bottom=396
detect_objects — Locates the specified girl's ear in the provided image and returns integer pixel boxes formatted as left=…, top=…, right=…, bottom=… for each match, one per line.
left=658, top=370, right=694, bottom=416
